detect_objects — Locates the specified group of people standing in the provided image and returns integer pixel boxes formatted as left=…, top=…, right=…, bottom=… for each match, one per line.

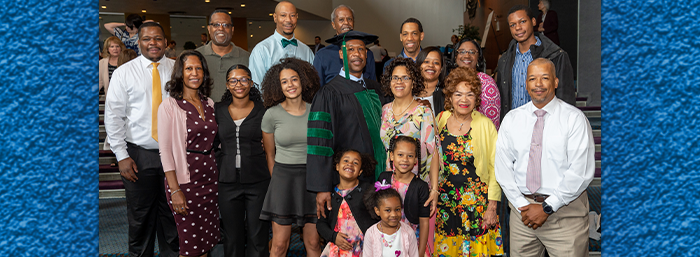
left=104, top=1, right=594, bottom=257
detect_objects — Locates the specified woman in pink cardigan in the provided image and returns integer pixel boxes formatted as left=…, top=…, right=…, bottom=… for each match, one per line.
left=157, top=50, right=219, bottom=257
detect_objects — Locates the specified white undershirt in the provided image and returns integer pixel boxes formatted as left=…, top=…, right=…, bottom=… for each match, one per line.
left=381, top=225, right=402, bottom=257
left=234, top=117, right=245, bottom=168
left=417, top=95, right=435, bottom=113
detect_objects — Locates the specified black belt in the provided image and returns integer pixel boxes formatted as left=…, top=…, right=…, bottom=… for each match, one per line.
left=186, top=148, right=213, bottom=155
left=126, top=142, right=159, bottom=153
left=523, top=193, right=549, bottom=203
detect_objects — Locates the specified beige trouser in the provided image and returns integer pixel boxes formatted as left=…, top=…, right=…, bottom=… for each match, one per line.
left=509, top=191, right=589, bottom=257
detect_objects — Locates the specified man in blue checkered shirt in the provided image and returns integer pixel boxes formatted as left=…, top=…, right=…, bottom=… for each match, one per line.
left=104, top=14, right=152, bottom=56
left=496, top=5, right=575, bottom=121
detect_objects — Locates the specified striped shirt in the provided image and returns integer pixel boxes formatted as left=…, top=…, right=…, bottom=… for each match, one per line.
left=511, top=36, right=541, bottom=109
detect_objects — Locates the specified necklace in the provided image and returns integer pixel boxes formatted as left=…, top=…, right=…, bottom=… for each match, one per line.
left=185, top=96, right=205, bottom=119
left=379, top=222, right=400, bottom=248
left=452, top=113, right=471, bottom=131
left=391, top=98, right=415, bottom=118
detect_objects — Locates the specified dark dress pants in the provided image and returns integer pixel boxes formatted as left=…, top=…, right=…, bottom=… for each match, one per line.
left=218, top=177, right=271, bottom=257
left=123, top=143, right=179, bottom=257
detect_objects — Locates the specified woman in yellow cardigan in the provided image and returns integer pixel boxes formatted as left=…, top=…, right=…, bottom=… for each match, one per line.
left=433, top=67, right=504, bottom=256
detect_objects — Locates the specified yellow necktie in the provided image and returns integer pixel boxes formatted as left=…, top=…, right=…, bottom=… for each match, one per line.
left=151, top=62, right=161, bottom=141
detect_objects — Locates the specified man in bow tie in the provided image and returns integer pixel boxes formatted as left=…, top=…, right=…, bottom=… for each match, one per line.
left=249, top=1, right=315, bottom=86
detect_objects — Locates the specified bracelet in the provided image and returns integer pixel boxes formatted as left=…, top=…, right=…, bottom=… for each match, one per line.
left=431, top=188, right=439, bottom=194
left=170, top=189, right=182, bottom=196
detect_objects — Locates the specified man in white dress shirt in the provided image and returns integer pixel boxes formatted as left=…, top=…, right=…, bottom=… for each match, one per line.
left=104, top=22, right=179, bottom=257
left=249, top=1, right=314, bottom=86
left=495, top=58, right=594, bottom=257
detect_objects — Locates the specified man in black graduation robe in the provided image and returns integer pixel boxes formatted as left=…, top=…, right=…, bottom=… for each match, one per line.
left=306, top=31, right=388, bottom=218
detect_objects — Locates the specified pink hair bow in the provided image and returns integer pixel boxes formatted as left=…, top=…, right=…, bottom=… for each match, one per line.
left=375, top=179, right=391, bottom=192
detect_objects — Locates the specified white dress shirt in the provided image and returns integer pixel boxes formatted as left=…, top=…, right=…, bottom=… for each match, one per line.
left=495, top=97, right=594, bottom=212
left=104, top=55, right=175, bottom=161
left=249, top=30, right=315, bottom=86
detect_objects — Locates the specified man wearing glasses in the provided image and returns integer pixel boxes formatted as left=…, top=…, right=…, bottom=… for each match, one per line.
left=496, top=5, right=574, bottom=120
left=249, top=1, right=314, bottom=86
left=196, top=10, right=250, bottom=100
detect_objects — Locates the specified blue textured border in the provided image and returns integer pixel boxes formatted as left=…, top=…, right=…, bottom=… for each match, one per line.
left=602, top=0, right=700, bottom=256
left=0, top=0, right=99, bottom=255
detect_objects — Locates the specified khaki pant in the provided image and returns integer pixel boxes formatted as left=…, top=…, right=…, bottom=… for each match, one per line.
left=509, top=191, right=589, bottom=257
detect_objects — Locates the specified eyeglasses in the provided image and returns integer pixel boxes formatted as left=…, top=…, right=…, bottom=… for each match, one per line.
left=390, top=76, right=412, bottom=83
left=457, top=49, right=478, bottom=56
left=209, top=23, right=233, bottom=29
left=227, top=78, right=250, bottom=86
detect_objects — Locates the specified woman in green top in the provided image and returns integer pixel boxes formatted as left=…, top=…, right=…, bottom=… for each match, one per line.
left=259, top=58, right=322, bottom=257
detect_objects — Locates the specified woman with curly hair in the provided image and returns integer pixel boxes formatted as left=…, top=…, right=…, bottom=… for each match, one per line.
left=379, top=57, right=440, bottom=256
left=451, top=37, right=501, bottom=129
left=157, top=50, right=220, bottom=257
left=258, top=58, right=321, bottom=257
left=433, top=67, right=503, bottom=256
left=212, top=64, right=269, bottom=257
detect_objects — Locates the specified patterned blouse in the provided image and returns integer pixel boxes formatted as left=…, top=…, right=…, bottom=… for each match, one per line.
left=477, top=72, right=501, bottom=130
left=380, top=103, right=438, bottom=184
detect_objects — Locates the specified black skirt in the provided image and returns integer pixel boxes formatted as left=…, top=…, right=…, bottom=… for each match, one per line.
left=259, top=162, right=317, bottom=226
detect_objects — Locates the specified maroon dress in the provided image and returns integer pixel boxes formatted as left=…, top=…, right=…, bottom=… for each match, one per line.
left=165, top=97, right=220, bottom=256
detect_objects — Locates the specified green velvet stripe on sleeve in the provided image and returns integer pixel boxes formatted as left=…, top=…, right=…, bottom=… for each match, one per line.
left=309, top=111, right=332, bottom=123
left=307, top=145, right=335, bottom=157
left=307, top=128, right=333, bottom=139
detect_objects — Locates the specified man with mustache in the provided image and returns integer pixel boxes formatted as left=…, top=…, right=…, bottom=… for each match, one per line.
left=306, top=31, right=389, bottom=221
left=312, top=5, right=377, bottom=86
left=496, top=5, right=574, bottom=121
left=383, top=17, right=424, bottom=70
left=196, top=10, right=250, bottom=100
left=249, top=1, right=314, bottom=86
left=104, top=22, right=179, bottom=257
left=495, top=58, right=593, bottom=257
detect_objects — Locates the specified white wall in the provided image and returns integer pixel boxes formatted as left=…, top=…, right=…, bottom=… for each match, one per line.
left=332, top=0, right=464, bottom=56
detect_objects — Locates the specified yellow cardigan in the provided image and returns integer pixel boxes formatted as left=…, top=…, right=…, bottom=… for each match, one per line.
left=436, top=110, right=502, bottom=201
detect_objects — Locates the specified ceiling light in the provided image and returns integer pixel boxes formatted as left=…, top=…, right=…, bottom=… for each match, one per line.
left=258, top=26, right=261, bottom=29
left=249, top=21, right=252, bottom=25
left=240, top=4, right=245, bottom=7
left=268, top=13, right=273, bottom=16
left=228, top=11, right=231, bottom=14
left=101, top=5, right=106, bottom=9
left=250, top=34, right=254, bottom=37
left=201, top=26, right=205, bottom=28
left=205, top=0, right=210, bottom=2
left=142, top=9, right=147, bottom=13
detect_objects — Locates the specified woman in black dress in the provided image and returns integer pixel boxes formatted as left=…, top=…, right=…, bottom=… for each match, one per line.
left=213, top=65, right=270, bottom=257
left=158, top=50, right=220, bottom=257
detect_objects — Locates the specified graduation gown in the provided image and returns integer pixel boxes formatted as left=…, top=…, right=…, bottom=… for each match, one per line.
left=306, top=75, right=389, bottom=192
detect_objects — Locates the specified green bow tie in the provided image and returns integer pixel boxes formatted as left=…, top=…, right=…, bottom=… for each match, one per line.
left=281, top=38, right=298, bottom=48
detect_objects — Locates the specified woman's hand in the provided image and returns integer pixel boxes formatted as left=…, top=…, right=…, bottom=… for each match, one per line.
left=481, top=201, right=498, bottom=229
left=334, top=233, right=353, bottom=251
left=171, top=190, right=189, bottom=216
left=424, top=189, right=440, bottom=217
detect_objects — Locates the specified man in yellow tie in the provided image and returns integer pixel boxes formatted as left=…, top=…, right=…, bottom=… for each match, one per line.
left=104, top=22, right=179, bottom=257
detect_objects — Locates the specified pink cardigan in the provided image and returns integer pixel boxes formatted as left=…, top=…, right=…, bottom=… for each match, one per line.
left=158, top=96, right=215, bottom=184
left=362, top=221, right=419, bottom=257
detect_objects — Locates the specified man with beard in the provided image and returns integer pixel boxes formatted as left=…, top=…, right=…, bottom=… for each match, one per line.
left=104, top=22, right=179, bottom=257
left=383, top=17, right=424, bottom=70
left=306, top=31, right=389, bottom=220
left=496, top=5, right=574, bottom=120
left=312, top=5, right=377, bottom=86
left=249, top=1, right=314, bottom=86
left=196, top=10, right=250, bottom=100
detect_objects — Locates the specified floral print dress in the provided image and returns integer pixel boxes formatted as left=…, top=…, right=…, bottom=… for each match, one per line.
left=320, top=186, right=364, bottom=257
left=435, top=126, right=503, bottom=257
left=380, top=104, right=437, bottom=184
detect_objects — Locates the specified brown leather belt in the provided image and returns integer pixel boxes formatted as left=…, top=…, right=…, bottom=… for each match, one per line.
left=523, top=194, right=549, bottom=203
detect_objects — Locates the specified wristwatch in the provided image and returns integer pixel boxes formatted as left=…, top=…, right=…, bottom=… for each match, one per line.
left=542, top=201, right=554, bottom=215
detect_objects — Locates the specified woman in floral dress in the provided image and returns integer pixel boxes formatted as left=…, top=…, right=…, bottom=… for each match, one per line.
left=434, top=67, right=503, bottom=256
